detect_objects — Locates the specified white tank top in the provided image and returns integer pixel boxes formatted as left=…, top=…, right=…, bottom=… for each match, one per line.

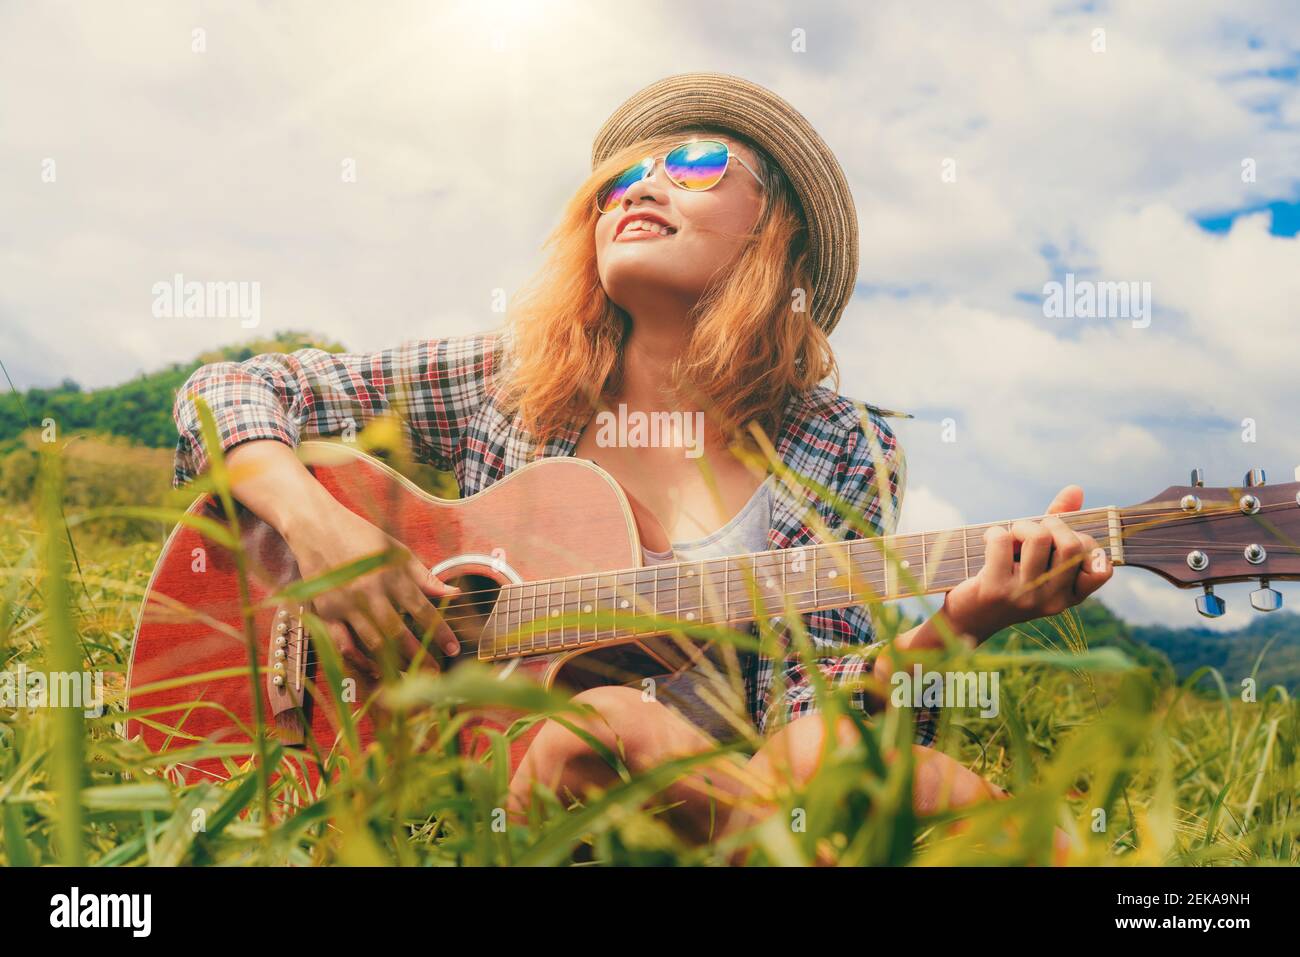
left=638, top=475, right=774, bottom=741
left=640, top=474, right=774, bottom=566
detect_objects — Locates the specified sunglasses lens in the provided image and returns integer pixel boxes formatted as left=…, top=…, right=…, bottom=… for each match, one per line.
left=598, top=158, right=654, bottom=213
left=665, top=140, right=729, bottom=191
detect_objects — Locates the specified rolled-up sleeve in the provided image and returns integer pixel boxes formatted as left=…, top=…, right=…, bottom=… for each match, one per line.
left=171, top=334, right=508, bottom=487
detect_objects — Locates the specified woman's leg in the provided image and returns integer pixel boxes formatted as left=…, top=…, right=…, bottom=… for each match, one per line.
left=723, top=712, right=1069, bottom=863
left=506, top=685, right=752, bottom=843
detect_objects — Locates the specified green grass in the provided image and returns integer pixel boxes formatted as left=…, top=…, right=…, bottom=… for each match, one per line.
left=0, top=433, right=1296, bottom=867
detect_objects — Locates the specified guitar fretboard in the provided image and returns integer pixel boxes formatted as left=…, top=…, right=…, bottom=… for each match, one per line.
left=479, top=506, right=1123, bottom=660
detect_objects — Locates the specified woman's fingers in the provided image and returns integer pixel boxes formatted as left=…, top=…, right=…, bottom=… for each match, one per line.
left=347, top=612, right=388, bottom=661
left=1011, top=519, right=1053, bottom=593
left=1045, top=484, right=1084, bottom=515
left=409, top=557, right=461, bottom=600
left=329, top=620, right=378, bottom=680
left=982, top=525, right=1015, bottom=583
left=365, top=597, right=428, bottom=667
left=395, top=567, right=461, bottom=657
left=1043, top=515, right=1083, bottom=595
left=1073, top=533, right=1113, bottom=600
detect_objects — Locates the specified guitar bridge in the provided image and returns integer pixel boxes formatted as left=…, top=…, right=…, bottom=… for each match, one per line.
left=266, top=605, right=310, bottom=746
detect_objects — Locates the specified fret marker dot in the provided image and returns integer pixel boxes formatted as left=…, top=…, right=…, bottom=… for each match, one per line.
left=764, top=578, right=774, bottom=589
left=551, top=609, right=560, bottom=617
left=687, top=569, right=695, bottom=577
left=620, top=600, right=629, bottom=609
left=900, top=559, right=910, bottom=569
left=686, top=612, right=696, bottom=621
left=828, top=570, right=838, bottom=579
left=583, top=603, right=592, bottom=613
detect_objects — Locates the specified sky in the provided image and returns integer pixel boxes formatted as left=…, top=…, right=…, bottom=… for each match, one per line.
left=2, top=0, right=1298, bottom=631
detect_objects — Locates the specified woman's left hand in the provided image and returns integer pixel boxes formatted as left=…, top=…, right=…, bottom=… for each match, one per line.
left=939, top=485, right=1114, bottom=643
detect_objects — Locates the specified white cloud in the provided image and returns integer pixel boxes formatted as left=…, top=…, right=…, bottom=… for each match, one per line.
left=897, top=484, right=966, bottom=536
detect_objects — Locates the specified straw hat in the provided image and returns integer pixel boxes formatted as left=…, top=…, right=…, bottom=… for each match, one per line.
left=591, top=72, right=858, bottom=336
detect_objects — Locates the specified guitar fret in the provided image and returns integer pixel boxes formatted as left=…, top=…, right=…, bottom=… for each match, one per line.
left=533, top=579, right=543, bottom=655
left=558, top=578, right=568, bottom=650
left=676, top=562, right=682, bottom=625
left=635, top=568, right=655, bottom=632
left=499, top=584, right=511, bottom=658
left=652, top=566, right=660, bottom=627
left=780, top=550, right=789, bottom=617
left=920, top=531, right=928, bottom=590
left=688, top=561, right=702, bottom=623
left=717, top=556, right=728, bottom=624
left=512, top=582, right=522, bottom=657
left=586, top=575, right=596, bottom=645
left=812, top=548, right=820, bottom=608
left=497, top=583, right=506, bottom=658
left=616, top=570, right=635, bottom=636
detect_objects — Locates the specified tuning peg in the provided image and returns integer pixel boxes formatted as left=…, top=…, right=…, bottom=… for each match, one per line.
left=1196, top=585, right=1226, bottom=618
left=1190, top=468, right=1205, bottom=488
left=1250, top=579, right=1283, bottom=613
left=1244, top=468, right=1267, bottom=487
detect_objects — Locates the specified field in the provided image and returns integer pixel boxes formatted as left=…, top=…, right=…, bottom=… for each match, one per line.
left=0, top=432, right=1296, bottom=867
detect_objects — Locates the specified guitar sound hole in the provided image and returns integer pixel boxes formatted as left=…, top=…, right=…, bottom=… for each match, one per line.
left=440, top=573, right=500, bottom=660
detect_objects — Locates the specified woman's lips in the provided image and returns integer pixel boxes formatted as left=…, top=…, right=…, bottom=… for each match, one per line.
left=614, top=223, right=678, bottom=242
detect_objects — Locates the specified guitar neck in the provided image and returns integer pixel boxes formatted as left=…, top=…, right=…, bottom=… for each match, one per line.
left=480, top=505, right=1126, bottom=660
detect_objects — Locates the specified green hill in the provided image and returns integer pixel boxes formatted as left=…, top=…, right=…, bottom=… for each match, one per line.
left=984, top=597, right=1300, bottom=693
left=1133, top=610, right=1300, bottom=694
left=0, top=330, right=343, bottom=449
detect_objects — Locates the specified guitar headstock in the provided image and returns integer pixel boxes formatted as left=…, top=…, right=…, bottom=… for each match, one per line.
left=1119, top=468, right=1300, bottom=618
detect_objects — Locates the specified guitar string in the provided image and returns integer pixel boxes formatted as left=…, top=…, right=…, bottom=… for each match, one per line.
left=290, top=537, right=1295, bottom=661
left=247, top=495, right=1286, bottom=627
left=392, top=500, right=1291, bottom=608
left=278, top=502, right=1260, bottom=616
left=275, top=500, right=1295, bottom=632
left=279, top=518, right=1298, bottom=656
left=257, top=501, right=1295, bottom=664
left=288, top=533, right=1297, bottom=656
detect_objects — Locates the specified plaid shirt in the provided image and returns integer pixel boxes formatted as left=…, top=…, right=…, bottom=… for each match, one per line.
left=173, top=333, right=937, bottom=747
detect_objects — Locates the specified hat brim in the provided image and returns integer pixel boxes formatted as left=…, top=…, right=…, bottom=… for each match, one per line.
left=591, top=72, right=858, bottom=336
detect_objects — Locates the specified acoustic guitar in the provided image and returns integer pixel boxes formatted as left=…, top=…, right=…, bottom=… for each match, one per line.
left=124, top=443, right=1300, bottom=788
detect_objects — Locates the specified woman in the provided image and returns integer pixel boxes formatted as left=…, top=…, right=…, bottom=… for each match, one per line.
left=173, top=73, right=1111, bottom=852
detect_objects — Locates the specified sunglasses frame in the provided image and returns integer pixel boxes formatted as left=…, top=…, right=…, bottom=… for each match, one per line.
left=596, top=138, right=765, bottom=214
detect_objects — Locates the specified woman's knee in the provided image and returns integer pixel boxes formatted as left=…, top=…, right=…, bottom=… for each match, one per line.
left=910, top=745, right=1005, bottom=814
left=747, top=714, right=1003, bottom=815
left=747, top=713, right=860, bottom=788
left=529, top=685, right=682, bottom=771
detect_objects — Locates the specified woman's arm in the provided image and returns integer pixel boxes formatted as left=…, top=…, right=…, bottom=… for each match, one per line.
left=871, top=484, right=1114, bottom=687
left=172, top=334, right=508, bottom=485
left=171, top=335, right=509, bottom=671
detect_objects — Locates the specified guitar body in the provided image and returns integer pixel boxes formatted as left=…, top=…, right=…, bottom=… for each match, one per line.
left=125, top=442, right=673, bottom=789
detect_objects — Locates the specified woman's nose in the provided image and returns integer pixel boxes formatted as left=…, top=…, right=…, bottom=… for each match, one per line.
left=623, top=158, right=671, bottom=207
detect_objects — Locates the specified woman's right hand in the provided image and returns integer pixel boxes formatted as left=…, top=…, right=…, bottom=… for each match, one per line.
left=223, top=439, right=462, bottom=679
left=283, top=500, right=462, bottom=678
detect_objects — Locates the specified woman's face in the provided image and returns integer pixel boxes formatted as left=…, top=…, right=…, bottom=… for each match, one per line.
left=594, top=133, right=765, bottom=318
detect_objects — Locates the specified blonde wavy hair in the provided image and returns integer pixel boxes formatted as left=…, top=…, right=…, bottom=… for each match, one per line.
left=500, top=129, right=839, bottom=446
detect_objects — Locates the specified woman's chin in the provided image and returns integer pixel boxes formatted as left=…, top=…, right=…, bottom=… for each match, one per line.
left=600, top=266, right=697, bottom=305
